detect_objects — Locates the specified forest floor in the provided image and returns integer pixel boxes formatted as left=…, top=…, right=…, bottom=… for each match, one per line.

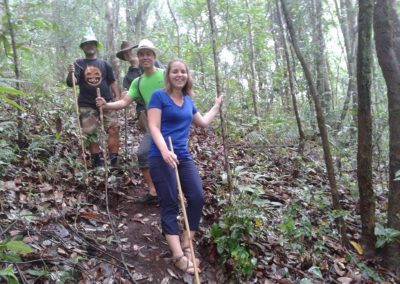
left=1, top=111, right=400, bottom=283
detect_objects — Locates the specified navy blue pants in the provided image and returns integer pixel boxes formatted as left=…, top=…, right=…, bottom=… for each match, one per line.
left=149, top=157, right=204, bottom=235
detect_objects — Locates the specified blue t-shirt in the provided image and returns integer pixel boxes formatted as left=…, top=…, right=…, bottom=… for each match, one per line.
left=148, top=89, right=198, bottom=159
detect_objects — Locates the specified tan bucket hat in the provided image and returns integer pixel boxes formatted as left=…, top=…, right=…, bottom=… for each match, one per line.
left=132, top=39, right=159, bottom=57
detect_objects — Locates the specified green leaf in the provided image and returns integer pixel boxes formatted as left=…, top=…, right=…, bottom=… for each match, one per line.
left=375, top=223, right=400, bottom=247
left=0, top=34, right=12, bottom=54
left=0, top=266, right=16, bottom=277
left=234, top=165, right=246, bottom=174
left=5, top=240, right=33, bottom=254
left=27, top=269, right=49, bottom=277
left=0, top=265, right=19, bottom=283
left=0, top=252, right=21, bottom=262
left=376, top=238, right=386, bottom=248
left=375, top=223, right=400, bottom=237
left=0, top=93, right=26, bottom=111
left=357, top=263, right=382, bottom=282
left=32, top=18, right=52, bottom=29
left=71, top=255, right=85, bottom=264
left=394, top=170, right=400, bottom=181
left=9, top=278, right=19, bottom=284
left=18, top=45, right=32, bottom=54
left=299, top=279, right=314, bottom=284
left=0, top=85, right=27, bottom=111
left=49, top=270, right=75, bottom=282
left=308, top=266, right=323, bottom=278
left=0, top=85, right=28, bottom=97
left=375, top=223, right=385, bottom=235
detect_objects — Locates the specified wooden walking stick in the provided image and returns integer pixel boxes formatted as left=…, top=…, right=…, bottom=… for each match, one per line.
left=70, top=67, right=88, bottom=185
left=168, top=137, right=200, bottom=283
left=96, top=88, right=138, bottom=284
left=123, top=89, right=129, bottom=158
left=96, top=88, right=108, bottom=173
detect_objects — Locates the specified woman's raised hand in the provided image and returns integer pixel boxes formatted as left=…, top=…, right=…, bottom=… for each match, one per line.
left=215, top=95, right=223, bottom=107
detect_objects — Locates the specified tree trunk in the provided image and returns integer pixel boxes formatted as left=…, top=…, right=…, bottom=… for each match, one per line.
left=374, top=0, right=400, bottom=271
left=167, top=0, right=181, bottom=58
left=137, top=0, right=151, bottom=40
left=272, top=4, right=291, bottom=112
left=356, top=0, right=375, bottom=259
left=183, top=0, right=208, bottom=91
left=275, top=0, right=305, bottom=177
left=126, top=0, right=135, bottom=37
left=207, top=0, right=232, bottom=193
left=105, top=0, right=120, bottom=83
left=244, top=0, right=259, bottom=118
left=388, top=0, right=400, bottom=64
left=51, top=1, right=68, bottom=82
left=125, top=0, right=152, bottom=40
left=280, top=0, right=348, bottom=244
left=334, top=0, right=357, bottom=132
left=312, top=0, right=332, bottom=115
left=348, top=0, right=358, bottom=131
left=4, top=0, right=24, bottom=148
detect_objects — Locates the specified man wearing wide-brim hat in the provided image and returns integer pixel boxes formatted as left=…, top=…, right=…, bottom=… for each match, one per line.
left=116, top=40, right=163, bottom=91
left=116, top=41, right=141, bottom=91
left=116, top=41, right=138, bottom=60
left=116, top=40, right=164, bottom=133
left=97, top=39, right=164, bottom=204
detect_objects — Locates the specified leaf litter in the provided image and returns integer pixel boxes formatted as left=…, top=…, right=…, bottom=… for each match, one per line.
left=0, top=119, right=399, bottom=283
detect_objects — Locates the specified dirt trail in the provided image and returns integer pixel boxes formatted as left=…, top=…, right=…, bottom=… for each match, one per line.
left=108, top=184, right=220, bottom=283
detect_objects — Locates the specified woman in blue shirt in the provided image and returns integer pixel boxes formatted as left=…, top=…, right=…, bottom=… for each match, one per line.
left=148, top=59, right=222, bottom=274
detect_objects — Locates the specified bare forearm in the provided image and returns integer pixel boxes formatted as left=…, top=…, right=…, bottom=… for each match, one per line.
left=102, top=95, right=132, bottom=110
left=148, top=108, right=179, bottom=168
left=194, top=95, right=223, bottom=127
left=195, top=104, right=220, bottom=128
left=202, top=105, right=220, bottom=125
left=104, top=100, right=127, bottom=110
left=149, top=125, right=169, bottom=154
left=149, top=124, right=179, bottom=168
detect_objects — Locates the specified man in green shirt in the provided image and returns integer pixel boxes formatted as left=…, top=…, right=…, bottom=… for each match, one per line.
left=96, top=39, right=163, bottom=204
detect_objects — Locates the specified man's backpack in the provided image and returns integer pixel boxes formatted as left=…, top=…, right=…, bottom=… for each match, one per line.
left=136, top=76, right=148, bottom=133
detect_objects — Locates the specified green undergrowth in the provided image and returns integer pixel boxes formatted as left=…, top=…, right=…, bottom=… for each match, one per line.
left=0, top=240, right=32, bottom=284
left=206, top=140, right=395, bottom=282
left=209, top=185, right=268, bottom=280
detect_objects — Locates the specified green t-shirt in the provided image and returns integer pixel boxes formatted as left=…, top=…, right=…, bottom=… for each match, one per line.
left=128, top=69, right=164, bottom=107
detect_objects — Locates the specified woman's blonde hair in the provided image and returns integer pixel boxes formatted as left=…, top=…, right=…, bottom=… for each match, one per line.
left=164, top=59, right=194, bottom=96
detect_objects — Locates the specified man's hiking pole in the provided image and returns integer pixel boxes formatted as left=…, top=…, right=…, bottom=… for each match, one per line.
left=96, top=88, right=109, bottom=173
left=168, top=137, right=200, bottom=283
left=70, top=68, right=88, bottom=185
left=123, top=89, right=128, bottom=158
left=96, top=89, right=138, bottom=284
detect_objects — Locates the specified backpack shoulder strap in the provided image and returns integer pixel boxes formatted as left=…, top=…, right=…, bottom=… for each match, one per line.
left=137, top=75, right=143, bottom=100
